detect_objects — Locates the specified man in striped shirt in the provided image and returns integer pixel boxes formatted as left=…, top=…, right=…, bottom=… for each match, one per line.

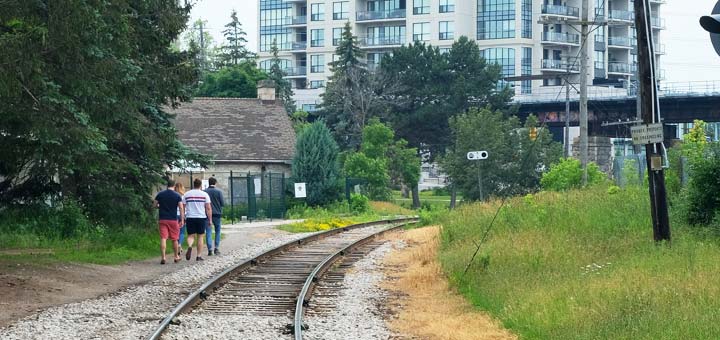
left=182, top=178, right=213, bottom=261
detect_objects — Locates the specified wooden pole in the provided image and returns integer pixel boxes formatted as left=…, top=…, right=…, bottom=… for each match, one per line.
left=633, top=0, right=671, bottom=242
left=580, top=0, right=589, bottom=185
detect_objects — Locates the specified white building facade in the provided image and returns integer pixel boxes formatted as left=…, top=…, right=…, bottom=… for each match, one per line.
left=257, top=0, right=666, bottom=109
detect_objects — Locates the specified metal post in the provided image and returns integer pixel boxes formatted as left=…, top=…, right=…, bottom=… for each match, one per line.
left=477, top=164, right=483, bottom=201
left=565, top=76, right=571, bottom=158
left=634, top=0, right=671, bottom=242
left=269, top=172, right=273, bottom=221
left=230, top=170, right=234, bottom=224
left=580, top=0, right=590, bottom=185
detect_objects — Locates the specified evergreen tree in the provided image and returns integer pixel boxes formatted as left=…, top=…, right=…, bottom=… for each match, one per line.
left=292, top=121, right=342, bottom=206
left=267, top=40, right=295, bottom=114
left=328, top=22, right=364, bottom=74
left=217, top=10, right=254, bottom=67
left=196, top=61, right=266, bottom=98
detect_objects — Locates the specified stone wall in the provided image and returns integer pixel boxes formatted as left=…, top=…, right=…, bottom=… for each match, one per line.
left=572, top=136, right=613, bottom=173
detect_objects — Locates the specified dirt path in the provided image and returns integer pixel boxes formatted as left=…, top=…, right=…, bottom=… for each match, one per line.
left=382, top=227, right=516, bottom=340
left=0, top=221, right=296, bottom=328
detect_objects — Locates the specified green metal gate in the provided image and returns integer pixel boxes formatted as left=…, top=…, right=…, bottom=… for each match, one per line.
left=228, top=172, right=286, bottom=222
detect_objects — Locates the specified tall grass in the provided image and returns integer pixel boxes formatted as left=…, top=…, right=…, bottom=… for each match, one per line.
left=439, top=186, right=720, bottom=339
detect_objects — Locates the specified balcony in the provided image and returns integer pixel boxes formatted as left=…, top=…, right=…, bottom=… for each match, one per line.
left=541, top=59, right=580, bottom=72
left=291, top=41, right=307, bottom=51
left=541, top=32, right=580, bottom=45
left=651, top=17, right=666, bottom=29
left=630, top=43, right=666, bottom=55
left=609, top=10, right=634, bottom=23
left=359, top=35, right=406, bottom=48
left=540, top=4, right=580, bottom=18
left=608, top=36, right=633, bottom=48
left=608, top=62, right=634, bottom=75
left=283, top=0, right=307, bottom=2
left=356, top=9, right=406, bottom=22
left=286, top=15, right=307, bottom=27
left=283, top=67, right=307, bottom=77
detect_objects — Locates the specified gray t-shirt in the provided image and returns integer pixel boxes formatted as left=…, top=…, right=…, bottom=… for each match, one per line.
left=204, top=186, right=225, bottom=216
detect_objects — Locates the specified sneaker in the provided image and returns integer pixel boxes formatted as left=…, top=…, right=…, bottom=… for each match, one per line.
left=208, top=249, right=213, bottom=256
left=178, top=248, right=183, bottom=256
left=196, top=257, right=204, bottom=261
left=160, top=259, right=166, bottom=265
left=185, top=247, right=192, bottom=261
left=214, top=249, right=220, bottom=255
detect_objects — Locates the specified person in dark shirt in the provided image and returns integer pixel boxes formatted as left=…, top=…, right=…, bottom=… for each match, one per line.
left=204, top=177, right=225, bottom=256
left=154, top=179, right=184, bottom=264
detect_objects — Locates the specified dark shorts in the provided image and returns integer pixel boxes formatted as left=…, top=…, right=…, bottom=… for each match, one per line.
left=186, top=218, right=207, bottom=235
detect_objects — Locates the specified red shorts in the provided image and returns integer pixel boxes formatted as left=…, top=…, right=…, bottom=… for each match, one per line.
left=159, top=220, right=180, bottom=241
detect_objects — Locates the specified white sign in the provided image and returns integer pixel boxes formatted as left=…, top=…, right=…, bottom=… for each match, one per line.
left=294, top=183, right=307, bottom=198
left=631, top=123, right=664, bottom=145
left=467, top=151, right=489, bottom=160
left=254, top=178, right=262, bottom=195
left=201, top=180, right=209, bottom=190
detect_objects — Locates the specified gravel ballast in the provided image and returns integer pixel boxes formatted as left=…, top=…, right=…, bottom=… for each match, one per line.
left=0, top=233, right=309, bottom=340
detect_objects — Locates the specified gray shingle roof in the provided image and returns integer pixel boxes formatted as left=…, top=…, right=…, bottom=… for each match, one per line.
left=169, top=98, right=296, bottom=162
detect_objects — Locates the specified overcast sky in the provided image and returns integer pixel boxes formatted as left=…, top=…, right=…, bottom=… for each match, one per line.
left=188, top=0, right=720, bottom=84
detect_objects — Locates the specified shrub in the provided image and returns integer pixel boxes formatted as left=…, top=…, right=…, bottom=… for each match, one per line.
left=349, top=193, right=370, bottom=213
left=541, top=158, right=606, bottom=191
left=686, top=143, right=720, bottom=225
left=292, top=121, right=342, bottom=206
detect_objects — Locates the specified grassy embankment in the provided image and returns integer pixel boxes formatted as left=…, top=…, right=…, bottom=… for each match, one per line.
left=438, top=186, right=720, bottom=339
left=278, top=200, right=414, bottom=233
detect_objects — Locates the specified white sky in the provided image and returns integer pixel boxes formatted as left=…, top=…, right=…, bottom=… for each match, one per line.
left=188, top=0, right=720, bottom=84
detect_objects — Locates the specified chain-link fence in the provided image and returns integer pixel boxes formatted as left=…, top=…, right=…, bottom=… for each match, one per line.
left=612, top=154, right=689, bottom=188
left=172, top=171, right=287, bottom=222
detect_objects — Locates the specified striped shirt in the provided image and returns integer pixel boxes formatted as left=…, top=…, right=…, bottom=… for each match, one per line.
left=182, top=189, right=211, bottom=218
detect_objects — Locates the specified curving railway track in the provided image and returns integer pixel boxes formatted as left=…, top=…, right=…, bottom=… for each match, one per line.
left=147, top=217, right=418, bottom=340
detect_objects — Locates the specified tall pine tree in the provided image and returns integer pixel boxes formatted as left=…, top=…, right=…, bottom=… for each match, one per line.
left=218, top=10, right=254, bottom=67
left=292, top=121, right=342, bottom=206
left=267, top=40, right=295, bottom=114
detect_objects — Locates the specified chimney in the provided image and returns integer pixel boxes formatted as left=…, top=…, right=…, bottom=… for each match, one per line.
left=257, top=79, right=277, bottom=102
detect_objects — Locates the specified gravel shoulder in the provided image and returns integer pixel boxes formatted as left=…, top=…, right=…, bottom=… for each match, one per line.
left=0, top=221, right=298, bottom=331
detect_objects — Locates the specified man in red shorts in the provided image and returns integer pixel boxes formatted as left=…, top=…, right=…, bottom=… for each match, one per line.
left=154, top=179, right=184, bottom=264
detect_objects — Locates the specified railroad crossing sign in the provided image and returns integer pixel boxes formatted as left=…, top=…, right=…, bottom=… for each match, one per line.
left=631, top=123, right=664, bottom=145
left=294, top=183, right=307, bottom=198
left=467, top=151, right=489, bottom=160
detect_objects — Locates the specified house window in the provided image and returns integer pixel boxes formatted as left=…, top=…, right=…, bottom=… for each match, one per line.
left=439, top=21, right=454, bottom=40
left=333, top=2, right=349, bottom=20
left=413, top=22, right=430, bottom=41
left=333, top=27, right=343, bottom=46
left=311, top=29, right=324, bottom=47
left=413, top=0, right=430, bottom=15
left=311, top=54, right=325, bottom=73
left=439, top=0, right=455, bottom=13
left=310, top=3, right=324, bottom=21
left=310, top=80, right=325, bottom=88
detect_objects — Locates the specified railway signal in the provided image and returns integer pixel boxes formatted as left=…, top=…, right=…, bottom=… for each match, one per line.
left=700, top=1, right=720, bottom=56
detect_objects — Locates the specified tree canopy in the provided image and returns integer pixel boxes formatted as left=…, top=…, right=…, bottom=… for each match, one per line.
left=196, top=61, right=266, bottom=98
left=292, top=121, right=342, bottom=206
left=0, top=0, right=205, bottom=226
left=217, top=10, right=254, bottom=67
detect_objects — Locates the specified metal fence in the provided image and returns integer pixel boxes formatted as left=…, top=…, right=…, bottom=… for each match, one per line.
left=173, top=171, right=287, bottom=222
left=612, top=155, right=689, bottom=188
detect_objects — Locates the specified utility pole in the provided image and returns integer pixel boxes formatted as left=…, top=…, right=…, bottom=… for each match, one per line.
left=579, top=0, right=589, bottom=185
left=199, top=20, right=206, bottom=72
left=634, top=0, right=671, bottom=242
left=565, top=73, right=571, bottom=158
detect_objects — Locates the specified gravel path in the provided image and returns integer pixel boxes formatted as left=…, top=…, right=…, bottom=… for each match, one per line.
left=0, top=232, right=309, bottom=340
left=303, top=239, right=406, bottom=340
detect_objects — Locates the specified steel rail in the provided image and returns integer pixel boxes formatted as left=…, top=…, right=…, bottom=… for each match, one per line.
left=293, top=218, right=416, bottom=340
left=147, top=217, right=417, bottom=340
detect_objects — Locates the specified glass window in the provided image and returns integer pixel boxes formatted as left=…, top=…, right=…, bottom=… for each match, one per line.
left=439, top=21, right=454, bottom=40
left=311, top=3, right=324, bottom=21
left=483, top=48, right=515, bottom=88
left=439, top=47, right=452, bottom=54
left=333, top=2, right=349, bottom=20
left=521, top=0, right=532, bottom=39
left=439, top=0, right=455, bottom=13
left=310, top=80, right=325, bottom=88
left=311, top=29, right=324, bottom=47
left=413, top=22, right=430, bottom=41
left=477, top=0, right=516, bottom=40
left=333, top=28, right=343, bottom=46
left=259, top=59, right=292, bottom=72
left=413, top=0, right=430, bottom=15
left=366, top=25, right=406, bottom=46
left=259, top=0, right=292, bottom=52
left=311, top=54, right=325, bottom=73
left=521, top=47, right=532, bottom=94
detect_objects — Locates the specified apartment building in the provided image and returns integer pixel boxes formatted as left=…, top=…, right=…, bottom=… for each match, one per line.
left=257, top=0, right=666, bottom=109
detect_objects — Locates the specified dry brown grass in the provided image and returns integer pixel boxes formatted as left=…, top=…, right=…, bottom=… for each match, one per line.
left=383, top=227, right=516, bottom=340
left=370, top=201, right=414, bottom=216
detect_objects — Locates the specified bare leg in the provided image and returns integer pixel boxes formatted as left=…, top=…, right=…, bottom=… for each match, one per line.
left=186, top=234, right=195, bottom=248
left=160, top=238, right=167, bottom=261
left=172, top=240, right=180, bottom=260
left=197, top=234, right=204, bottom=258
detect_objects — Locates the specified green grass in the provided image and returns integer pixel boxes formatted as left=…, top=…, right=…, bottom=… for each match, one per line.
left=0, top=228, right=161, bottom=265
left=438, top=186, right=720, bottom=339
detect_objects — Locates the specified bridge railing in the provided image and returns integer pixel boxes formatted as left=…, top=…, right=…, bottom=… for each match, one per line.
left=513, top=80, right=720, bottom=103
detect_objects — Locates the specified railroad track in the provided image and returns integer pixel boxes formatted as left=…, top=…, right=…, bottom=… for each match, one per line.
left=147, top=217, right=418, bottom=340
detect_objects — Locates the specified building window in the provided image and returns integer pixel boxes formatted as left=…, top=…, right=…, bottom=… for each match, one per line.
left=259, top=59, right=292, bottom=72
left=483, top=48, right=515, bottom=88
left=521, top=47, right=531, bottom=94
left=413, top=0, right=430, bottom=15
left=439, top=47, right=451, bottom=54
left=310, top=80, right=325, bottom=88
left=439, top=21, right=454, bottom=40
left=413, top=22, right=430, bottom=41
left=333, top=2, right=349, bottom=20
left=311, top=29, right=324, bottom=47
left=367, top=53, right=386, bottom=69
left=477, top=0, right=516, bottom=40
left=259, top=0, right=292, bottom=52
left=366, top=25, right=406, bottom=46
left=521, top=0, right=532, bottom=39
left=311, top=54, right=325, bottom=73
left=301, top=103, right=318, bottom=112
left=333, top=28, right=343, bottom=46
left=310, top=3, right=324, bottom=21
left=439, top=0, right=455, bottom=13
